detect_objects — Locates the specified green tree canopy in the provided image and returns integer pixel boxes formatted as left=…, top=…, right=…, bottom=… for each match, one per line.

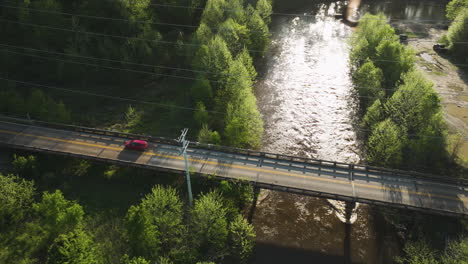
left=200, top=0, right=227, bottom=28
left=0, top=174, right=35, bottom=230
left=228, top=214, right=255, bottom=263
left=446, top=0, right=468, bottom=20
left=441, top=236, right=468, bottom=264
left=245, top=5, right=269, bottom=56
left=395, top=240, right=438, bottom=264
left=385, top=71, right=440, bottom=134
left=367, top=119, right=406, bottom=167
left=125, top=185, right=184, bottom=261
left=350, top=13, right=397, bottom=68
left=353, top=60, right=384, bottom=108
left=46, top=229, right=99, bottom=264
left=447, top=9, right=468, bottom=59
left=256, top=0, right=273, bottom=25
left=375, top=40, right=415, bottom=88
left=197, top=124, right=222, bottom=144
left=193, top=36, right=233, bottom=84
left=218, top=18, right=250, bottom=55
left=33, top=190, right=84, bottom=239
left=191, top=192, right=228, bottom=262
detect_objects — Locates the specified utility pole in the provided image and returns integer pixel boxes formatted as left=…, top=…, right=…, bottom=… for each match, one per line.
left=177, top=128, right=193, bottom=206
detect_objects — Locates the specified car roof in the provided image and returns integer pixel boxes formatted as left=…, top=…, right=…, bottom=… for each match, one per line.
left=132, top=139, right=147, bottom=144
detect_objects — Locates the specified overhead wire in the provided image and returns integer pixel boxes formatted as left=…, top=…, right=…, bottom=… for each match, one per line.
left=0, top=1, right=465, bottom=141
left=1, top=76, right=466, bottom=141
left=1, top=42, right=467, bottom=98
left=0, top=18, right=267, bottom=53
left=0, top=42, right=232, bottom=81
left=0, top=1, right=268, bottom=35
left=3, top=46, right=466, bottom=102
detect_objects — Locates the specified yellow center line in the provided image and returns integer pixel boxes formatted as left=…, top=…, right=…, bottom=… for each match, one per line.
left=0, top=128, right=466, bottom=203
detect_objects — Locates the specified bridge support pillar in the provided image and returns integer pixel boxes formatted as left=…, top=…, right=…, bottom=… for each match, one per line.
left=345, top=201, right=356, bottom=224
left=248, top=186, right=261, bottom=223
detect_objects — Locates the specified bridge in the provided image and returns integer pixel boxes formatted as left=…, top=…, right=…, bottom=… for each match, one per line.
left=0, top=116, right=466, bottom=218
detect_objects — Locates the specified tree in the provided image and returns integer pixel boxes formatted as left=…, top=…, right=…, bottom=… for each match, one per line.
left=197, top=124, right=221, bottom=144
left=33, top=190, right=84, bottom=239
left=121, top=255, right=150, bottom=264
left=351, top=13, right=397, bottom=57
left=225, top=0, right=246, bottom=23
left=125, top=185, right=184, bottom=261
left=441, top=236, right=468, bottom=264
left=228, top=214, right=255, bottom=263
left=384, top=71, right=440, bottom=134
left=362, top=99, right=385, bottom=129
left=395, top=240, right=438, bottom=264
left=375, top=40, right=415, bottom=88
left=191, top=191, right=228, bottom=262
left=12, top=154, right=38, bottom=178
left=447, top=9, right=468, bottom=59
left=446, top=0, right=468, bottom=20
left=216, top=59, right=253, bottom=111
left=256, top=0, right=273, bottom=25
left=200, top=0, right=226, bottom=28
left=235, top=47, right=257, bottom=81
left=0, top=89, right=26, bottom=115
left=193, top=23, right=214, bottom=45
left=46, top=229, right=99, bottom=264
left=0, top=174, right=35, bottom=230
left=245, top=5, right=269, bottom=56
left=218, top=18, right=250, bottom=55
left=193, top=36, right=233, bottom=84
left=367, top=119, right=406, bottom=167
left=191, top=76, right=213, bottom=104
left=223, top=84, right=264, bottom=148
left=352, top=60, right=384, bottom=108
left=194, top=102, right=209, bottom=126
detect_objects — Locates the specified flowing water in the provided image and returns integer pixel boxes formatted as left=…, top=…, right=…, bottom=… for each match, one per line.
left=252, top=0, right=447, bottom=263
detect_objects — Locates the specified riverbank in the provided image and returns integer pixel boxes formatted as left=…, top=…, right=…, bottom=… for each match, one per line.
left=395, top=23, right=468, bottom=166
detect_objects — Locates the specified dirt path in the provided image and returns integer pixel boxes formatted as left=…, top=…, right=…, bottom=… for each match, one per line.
left=397, top=25, right=468, bottom=165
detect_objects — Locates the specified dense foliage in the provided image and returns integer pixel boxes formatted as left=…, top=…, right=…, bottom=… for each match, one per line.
left=191, top=0, right=270, bottom=148
left=350, top=13, right=449, bottom=171
left=396, top=237, right=468, bottom=264
left=0, top=168, right=256, bottom=264
left=446, top=8, right=468, bottom=59
left=0, top=0, right=271, bottom=148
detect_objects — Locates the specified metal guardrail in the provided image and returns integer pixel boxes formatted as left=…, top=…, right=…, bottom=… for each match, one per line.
left=0, top=114, right=466, bottom=186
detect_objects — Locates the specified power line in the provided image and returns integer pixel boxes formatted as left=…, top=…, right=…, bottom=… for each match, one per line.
left=0, top=2, right=271, bottom=35
left=2, top=42, right=467, bottom=98
left=1, top=76, right=465, bottom=141
left=0, top=76, right=218, bottom=114
left=0, top=42, right=249, bottom=80
left=0, top=18, right=266, bottom=53
left=0, top=48, right=221, bottom=83
left=4, top=46, right=465, bottom=102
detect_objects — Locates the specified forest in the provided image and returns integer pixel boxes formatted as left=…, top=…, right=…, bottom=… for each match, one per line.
left=349, top=2, right=468, bottom=262
left=0, top=0, right=270, bottom=148
left=0, top=0, right=272, bottom=263
left=1, top=0, right=467, bottom=263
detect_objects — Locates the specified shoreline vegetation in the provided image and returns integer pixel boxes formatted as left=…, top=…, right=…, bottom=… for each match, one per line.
left=0, top=0, right=272, bottom=263
left=349, top=7, right=467, bottom=263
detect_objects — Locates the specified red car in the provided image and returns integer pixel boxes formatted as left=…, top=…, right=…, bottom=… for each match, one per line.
left=124, top=139, right=149, bottom=151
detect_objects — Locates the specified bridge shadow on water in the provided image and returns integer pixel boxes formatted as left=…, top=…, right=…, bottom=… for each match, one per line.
left=251, top=238, right=358, bottom=264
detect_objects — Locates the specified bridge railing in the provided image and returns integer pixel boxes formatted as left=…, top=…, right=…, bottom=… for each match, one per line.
left=1, top=114, right=466, bottom=186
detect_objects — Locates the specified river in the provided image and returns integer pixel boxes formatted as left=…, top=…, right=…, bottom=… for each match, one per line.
left=252, top=0, right=447, bottom=263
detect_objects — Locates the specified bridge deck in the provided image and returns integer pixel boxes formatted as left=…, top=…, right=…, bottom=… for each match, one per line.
left=0, top=120, right=466, bottom=217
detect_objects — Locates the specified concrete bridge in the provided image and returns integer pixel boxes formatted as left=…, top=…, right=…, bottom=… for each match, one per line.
left=0, top=116, right=466, bottom=218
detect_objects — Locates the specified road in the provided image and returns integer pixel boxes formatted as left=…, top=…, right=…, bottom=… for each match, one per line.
left=0, top=120, right=466, bottom=217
